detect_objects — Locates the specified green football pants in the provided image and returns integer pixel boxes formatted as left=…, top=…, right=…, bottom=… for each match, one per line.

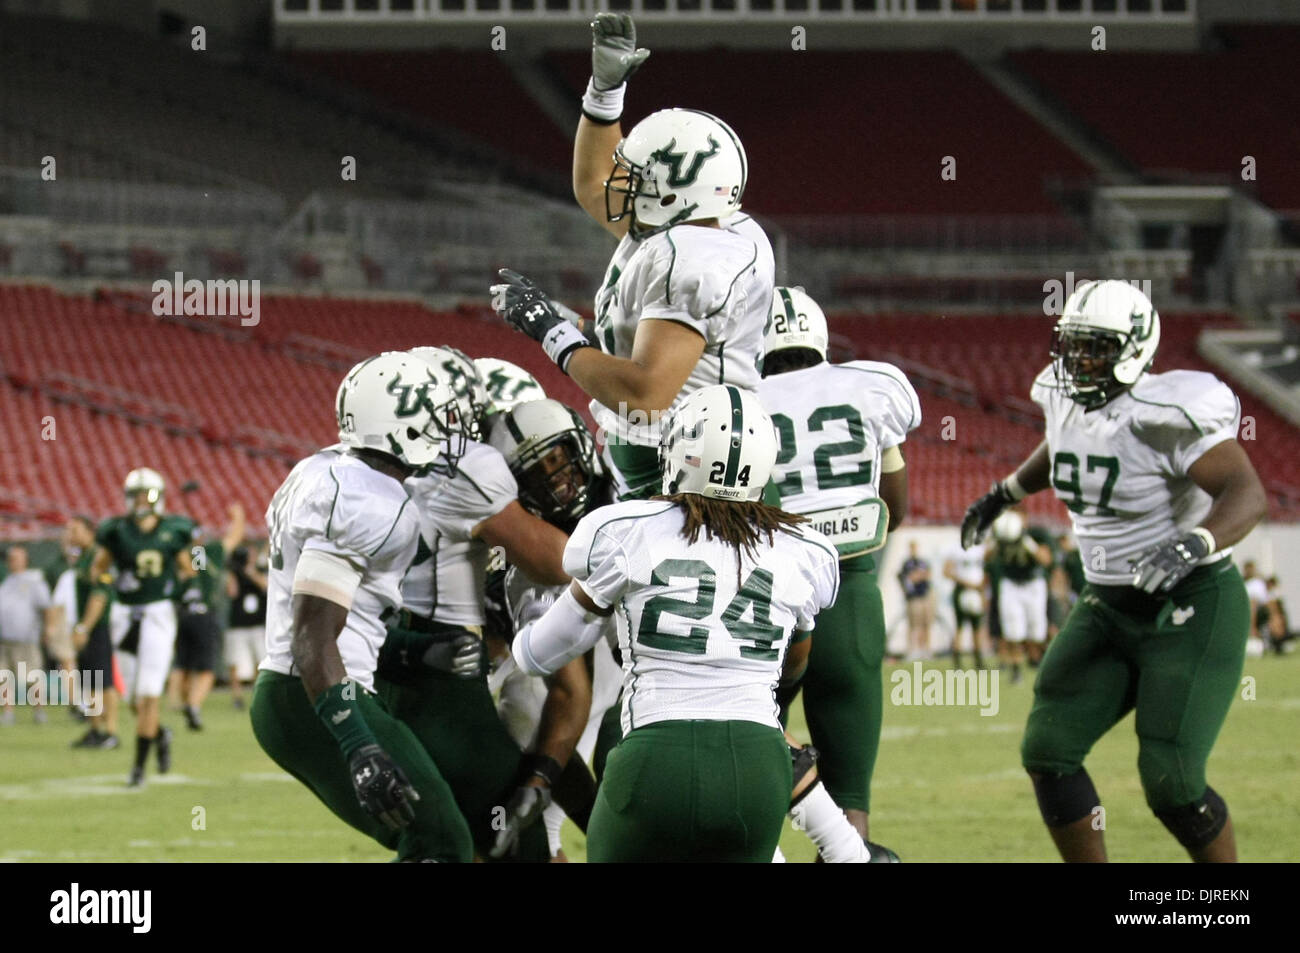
left=250, top=670, right=473, bottom=862
left=1021, top=561, right=1250, bottom=811
left=588, top=719, right=791, bottom=863
left=376, top=645, right=549, bottom=863
left=779, top=557, right=884, bottom=813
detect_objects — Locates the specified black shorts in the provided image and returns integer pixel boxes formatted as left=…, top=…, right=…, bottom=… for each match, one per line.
left=175, top=610, right=220, bottom=672
left=76, top=620, right=112, bottom=681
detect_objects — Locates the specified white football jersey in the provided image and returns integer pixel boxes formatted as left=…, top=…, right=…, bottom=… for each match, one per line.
left=402, top=441, right=517, bottom=627
left=590, top=213, right=775, bottom=447
left=1032, top=366, right=1240, bottom=586
left=946, top=544, right=986, bottom=588
left=757, top=360, right=921, bottom=515
left=261, top=448, right=420, bottom=692
left=565, top=499, right=839, bottom=733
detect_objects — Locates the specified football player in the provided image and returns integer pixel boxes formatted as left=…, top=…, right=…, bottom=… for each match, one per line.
left=373, top=348, right=589, bottom=863
left=984, top=509, right=1055, bottom=679
left=474, top=357, right=545, bottom=418
left=64, top=516, right=120, bottom=749
left=171, top=503, right=245, bottom=730
left=251, top=352, right=475, bottom=862
left=493, top=12, right=774, bottom=501
left=512, top=385, right=838, bottom=862
left=487, top=397, right=619, bottom=859
left=961, top=280, right=1267, bottom=862
left=757, top=286, right=919, bottom=852
left=74, top=468, right=197, bottom=786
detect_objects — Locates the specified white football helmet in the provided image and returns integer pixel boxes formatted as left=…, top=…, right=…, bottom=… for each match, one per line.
left=992, top=510, right=1025, bottom=544
left=660, top=385, right=777, bottom=502
left=606, top=108, right=747, bottom=238
left=336, top=352, right=468, bottom=472
left=762, top=286, right=828, bottom=375
left=124, top=468, right=166, bottom=517
left=408, top=346, right=490, bottom=440
left=489, top=398, right=598, bottom=529
left=1052, top=279, right=1160, bottom=409
left=474, top=357, right=545, bottom=416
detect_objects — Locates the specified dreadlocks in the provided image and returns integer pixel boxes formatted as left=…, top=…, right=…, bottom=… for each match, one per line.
left=655, top=493, right=807, bottom=585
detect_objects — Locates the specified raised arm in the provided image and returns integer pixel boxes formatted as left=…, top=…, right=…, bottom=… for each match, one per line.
left=573, top=13, right=649, bottom=237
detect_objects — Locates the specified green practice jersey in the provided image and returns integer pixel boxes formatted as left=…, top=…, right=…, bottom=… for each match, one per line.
left=95, top=513, right=197, bottom=605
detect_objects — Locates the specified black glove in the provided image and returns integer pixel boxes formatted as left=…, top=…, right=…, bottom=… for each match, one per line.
left=488, top=783, right=552, bottom=860
left=1130, top=532, right=1211, bottom=594
left=960, top=482, right=1017, bottom=549
left=490, top=269, right=591, bottom=373
left=348, top=744, right=420, bottom=831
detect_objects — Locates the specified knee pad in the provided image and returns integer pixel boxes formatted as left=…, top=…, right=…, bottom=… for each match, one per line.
left=1029, top=768, right=1100, bottom=827
left=789, top=743, right=820, bottom=808
left=1154, top=787, right=1228, bottom=851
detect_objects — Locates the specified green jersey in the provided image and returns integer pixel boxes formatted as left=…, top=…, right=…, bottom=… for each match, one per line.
left=95, top=513, right=198, bottom=605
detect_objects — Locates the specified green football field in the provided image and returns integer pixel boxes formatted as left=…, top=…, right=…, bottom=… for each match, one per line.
left=2, top=656, right=1297, bottom=862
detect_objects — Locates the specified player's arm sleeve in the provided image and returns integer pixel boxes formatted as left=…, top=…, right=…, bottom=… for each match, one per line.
left=795, top=543, right=841, bottom=633
left=1029, top=364, right=1059, bottom=410
left=294, top=469, right=417, bottom=607
left=419, top=447, right=518, bottom=540
left=637, top=242, right=727, bottom=338
left=560, top=511, right=630, bottom=611
left=465, top=447, right=520, bottom=533
left=512, top=586, right=609, bottom=677
left=1170, top=379, right=1241, bottom=477
left=876, top=365, right=923, bottom=448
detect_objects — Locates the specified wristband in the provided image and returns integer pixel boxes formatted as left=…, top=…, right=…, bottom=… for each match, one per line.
left=1190, top=527, right=1216, bottom=556
left=582, top=77, right=625, bottom=124
left=541, top=321, right=594, bottom=374
left=1001, top=473, right=1027, bottom=502
left=523, top=753, right=565, bottom=788
left=313, top=679, right=378, bottom=757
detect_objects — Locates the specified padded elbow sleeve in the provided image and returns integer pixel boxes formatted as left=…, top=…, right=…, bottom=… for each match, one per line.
left=512, top=587, right=607, bottom=677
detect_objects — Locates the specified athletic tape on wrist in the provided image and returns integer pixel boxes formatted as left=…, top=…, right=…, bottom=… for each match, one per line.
left=1190, top=527, right=1216, bottom=556
left=582, top=78, right=625, bottom=123
left=541, top=321, right=593, bottom=372
left=1002, top=473, right=1027, bottom=502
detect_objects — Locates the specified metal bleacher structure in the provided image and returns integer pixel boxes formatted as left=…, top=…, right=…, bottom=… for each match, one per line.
left=1, top=1, right=1299, bottom=537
